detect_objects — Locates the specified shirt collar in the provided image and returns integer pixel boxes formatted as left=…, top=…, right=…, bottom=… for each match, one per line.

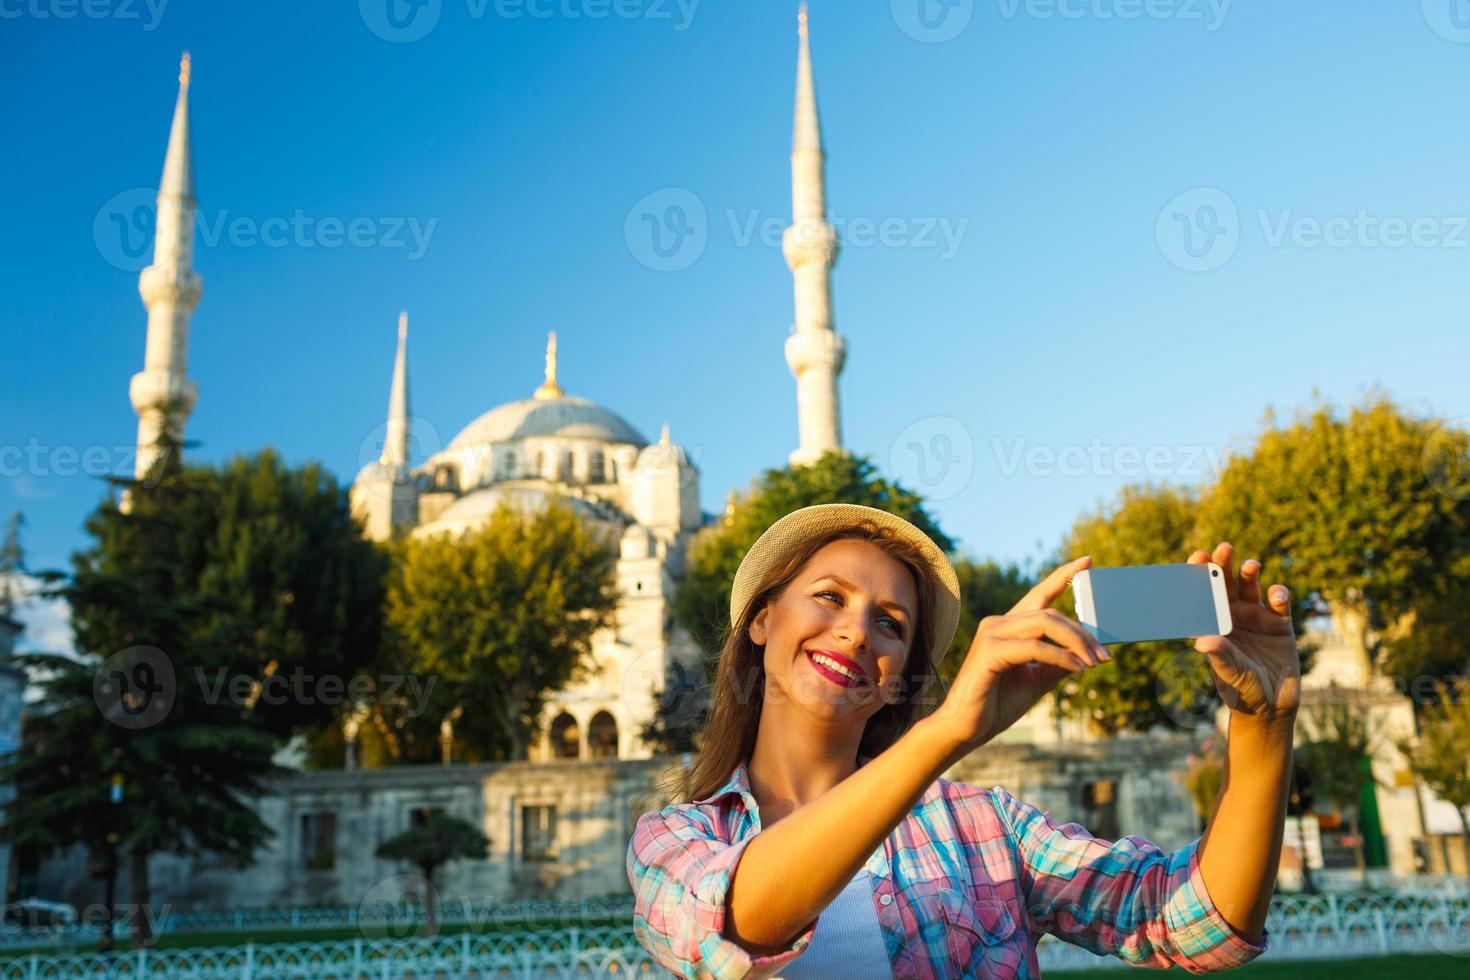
left=691, top=752, right=879, bottom=810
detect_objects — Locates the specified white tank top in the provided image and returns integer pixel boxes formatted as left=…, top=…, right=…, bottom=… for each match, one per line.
left=774, top=868, right=893, bottom=979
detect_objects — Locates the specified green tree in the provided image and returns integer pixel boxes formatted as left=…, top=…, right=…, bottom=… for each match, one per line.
left=374, top=811, right=490, bottom=937
left=3, top=435, right=385, bottom=947
left=1198, top=392, right=1470, bottom=687
left=4, top=436, right=278, bottom=948
left=382, top=500, right=620, bottom=761
left=1295, top=685, right=1386, bottom=883
left=942, top=557, right=1034, bottom=692
left=1175, top=731, right=1226, bottom=833
left=1050, top=482, right=1274, bottom=734
left=1399, top=679, right=1470, bottom=866
left=672, top=451, right=955, bottom=683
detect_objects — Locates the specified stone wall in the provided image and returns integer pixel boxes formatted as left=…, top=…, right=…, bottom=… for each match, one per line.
left=36, top=735, right=1204, bottom=914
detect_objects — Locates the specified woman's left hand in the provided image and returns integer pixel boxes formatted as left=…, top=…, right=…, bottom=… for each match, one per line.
left=1187, top=542, right=1301, bottom=719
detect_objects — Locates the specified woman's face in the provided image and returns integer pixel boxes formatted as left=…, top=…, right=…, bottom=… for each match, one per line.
left=748, top=537, right=920, bottom=726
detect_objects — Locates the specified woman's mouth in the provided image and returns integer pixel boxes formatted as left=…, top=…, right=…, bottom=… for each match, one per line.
left=805, top=649, right=869, bottom=689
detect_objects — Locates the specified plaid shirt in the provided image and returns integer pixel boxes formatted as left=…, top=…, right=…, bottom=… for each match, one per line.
left=627, top=753, right=1269, bottom=979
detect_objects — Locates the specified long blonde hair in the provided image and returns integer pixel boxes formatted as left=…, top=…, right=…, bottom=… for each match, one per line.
left=661, top=520, right=944, bottom=806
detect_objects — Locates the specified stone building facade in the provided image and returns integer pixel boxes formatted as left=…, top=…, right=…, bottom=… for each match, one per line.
left=35, top=735, right=1207, bottom=913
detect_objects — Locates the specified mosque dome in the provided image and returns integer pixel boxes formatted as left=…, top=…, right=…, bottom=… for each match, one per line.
left=448, top=395, right=645, bottom=450
left=445, top=331, right=646, bottom=450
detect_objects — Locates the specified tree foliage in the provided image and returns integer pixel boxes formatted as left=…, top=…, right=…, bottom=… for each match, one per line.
left=1, top=437, right=385, bottom=946
left=377, top=500, right=620, bottom=762
left=1197, top=391, right=1470, bottom=684
left=375, top=811, right=490, bottom=937
left=1399, top=679, right=1470, bottom=843
left=1052, top=482, right=1253, bottom=734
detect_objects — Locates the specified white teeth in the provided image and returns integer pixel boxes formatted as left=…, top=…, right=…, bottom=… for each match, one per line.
left=811, top=652, right=862, bottom=684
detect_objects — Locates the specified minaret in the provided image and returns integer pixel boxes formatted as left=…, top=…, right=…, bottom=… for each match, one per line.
left=783, top=4, right=846, bottom=468
left=128, top=52, right=202, bottom=504
left=349, top=312, right=417, bottom=542
left=383, top=311, right=411, bottom=468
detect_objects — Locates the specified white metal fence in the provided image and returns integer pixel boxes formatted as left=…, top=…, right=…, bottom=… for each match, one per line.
left=1, top=893, right=1466, bottom=978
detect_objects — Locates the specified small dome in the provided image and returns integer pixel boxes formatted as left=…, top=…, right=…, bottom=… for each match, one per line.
left=414, top=485, right=623, bottom=545
left=620, top=523, right=655, bottom=559
left=635, top=440, right=687, bottom=470
left=448, top=396, right=646, bottom=450
left=355, top=460, right=410, bottom=484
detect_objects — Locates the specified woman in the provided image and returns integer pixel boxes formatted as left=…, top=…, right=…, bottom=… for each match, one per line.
left=627, top=503, right=1298, bottom=979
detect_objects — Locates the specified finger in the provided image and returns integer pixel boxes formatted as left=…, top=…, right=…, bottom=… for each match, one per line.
left=1266, top=583, right=1291, bottom=618
left=1239, top=558, right=1262, bottom=604
left=1010, top=555, right=1092, bottom=615
left=1185, top=549, right=1210, bottom=564
left=986, top=608, right=1107, bottom=667
left=1213, top=541, right=1238, bottom=601
left=985, top=637, right=1091, bottom=674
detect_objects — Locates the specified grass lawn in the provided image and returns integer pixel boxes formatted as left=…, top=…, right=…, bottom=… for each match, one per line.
left=1051, top=953, right=1470, bottom=978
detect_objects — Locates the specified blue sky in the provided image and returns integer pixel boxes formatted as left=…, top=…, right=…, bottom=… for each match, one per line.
left=5, top=1, right=1470, bottom=652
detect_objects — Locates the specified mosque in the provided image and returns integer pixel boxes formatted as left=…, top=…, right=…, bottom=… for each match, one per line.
left=25, top=6, right=1454, bottom=914
left=124, top=6, right=846, bottom=767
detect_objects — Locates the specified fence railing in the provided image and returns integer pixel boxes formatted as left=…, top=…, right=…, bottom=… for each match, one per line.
left=1, top=893, right=1467, bottom=978
left=0, top=897, right=636, bottom=948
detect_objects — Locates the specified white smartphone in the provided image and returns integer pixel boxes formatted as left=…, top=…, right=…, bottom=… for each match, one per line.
left=1071, top=562, right=1232, bottom=645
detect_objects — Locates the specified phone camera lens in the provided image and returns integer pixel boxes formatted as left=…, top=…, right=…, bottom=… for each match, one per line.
left=1211, top=569, right=1219, bottom=577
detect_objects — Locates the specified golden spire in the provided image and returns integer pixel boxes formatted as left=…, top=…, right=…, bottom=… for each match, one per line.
left=533, top=330, right=564, bottom=400
left=179, top=50, right=191, bottom=88
left=798, top=2, right=808, bottom=38
left=398, top=310, right=408, bottom=339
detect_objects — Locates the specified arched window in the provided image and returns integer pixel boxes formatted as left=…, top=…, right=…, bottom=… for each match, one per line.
left=588, top=711, right=618, bottom=760
left=550, top=712, right=580, bottom=760
left=588, top=449, right=605, bottom=483
left=535, top=451, right=546, bottom=478
left=560, top=449, right=575, bottom=481
left=499, top=450, right=517, bottom=478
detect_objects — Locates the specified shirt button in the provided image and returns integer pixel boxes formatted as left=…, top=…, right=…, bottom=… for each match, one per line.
left=879, top=894, right=893, bottom=906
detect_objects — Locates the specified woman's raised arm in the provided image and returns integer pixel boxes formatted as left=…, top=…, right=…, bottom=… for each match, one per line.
left=725, top=555, right=1109, bottom=954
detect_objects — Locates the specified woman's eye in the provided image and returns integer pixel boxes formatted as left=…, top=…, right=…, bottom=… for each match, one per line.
left=816, top=591, right=904, bottom=636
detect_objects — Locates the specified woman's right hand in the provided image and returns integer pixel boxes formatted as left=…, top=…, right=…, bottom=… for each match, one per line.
left=928, top=555, right=1111, bottom=755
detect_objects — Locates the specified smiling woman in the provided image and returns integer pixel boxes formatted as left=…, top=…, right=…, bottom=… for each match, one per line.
left=626, top=502, right=1297, bottom=979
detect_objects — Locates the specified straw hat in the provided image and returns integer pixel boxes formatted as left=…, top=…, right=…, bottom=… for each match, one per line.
left=729, top=503, right=961, bottom=667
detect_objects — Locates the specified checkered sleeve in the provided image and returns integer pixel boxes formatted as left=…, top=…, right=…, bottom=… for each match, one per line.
left=626, top=807, right=819, bottom=979
left=990, top=786, right=1269, bottom=973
